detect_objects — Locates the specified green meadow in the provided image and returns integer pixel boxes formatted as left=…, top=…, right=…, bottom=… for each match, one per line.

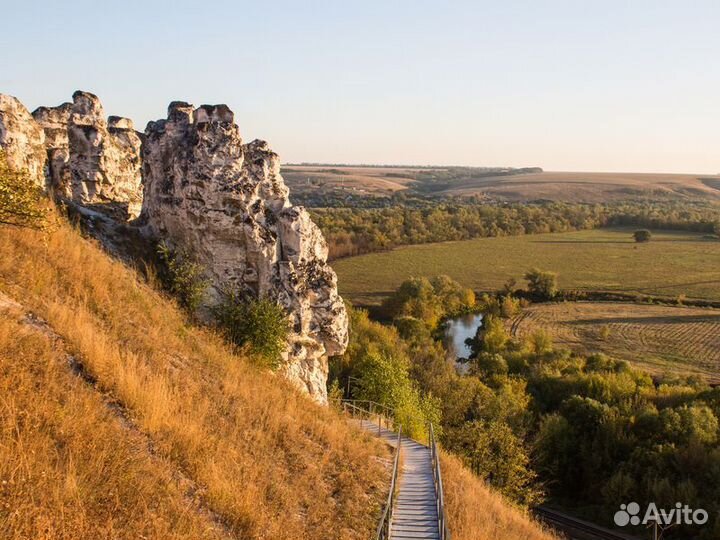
left=333, top=228, right=720, bottom=306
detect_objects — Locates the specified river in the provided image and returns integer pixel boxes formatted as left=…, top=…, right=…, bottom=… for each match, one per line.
left=443, top=313, right=484, bottom=361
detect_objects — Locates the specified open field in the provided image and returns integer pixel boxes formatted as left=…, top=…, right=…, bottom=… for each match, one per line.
left=508, top=302, right=720, bottom=382
left=439, top=171, right=720, bottom=202
left=333, top=228, right=720, bottom=306
left=282, top=165, right=720, bottom=203
left=282, top=165, right=424, bottom=197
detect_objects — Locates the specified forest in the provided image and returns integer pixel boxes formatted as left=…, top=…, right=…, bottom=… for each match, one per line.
left=311, top=201, right=720, bottom=259
left=330, top=274, right=720, bottom=539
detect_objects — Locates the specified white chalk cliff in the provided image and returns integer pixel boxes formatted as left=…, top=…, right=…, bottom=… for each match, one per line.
left=0, top=92, right=348, bottom=403
left=140, top=102, right=348, bottom=402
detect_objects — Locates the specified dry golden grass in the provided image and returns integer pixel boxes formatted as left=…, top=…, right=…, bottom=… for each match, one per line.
left=441, top=451, right=558, bottom=540
left=508, top=301, right=720, bottom=382
left=0, top=311, right=228, bottom=540
left=0, top=218, right=391, bottom=540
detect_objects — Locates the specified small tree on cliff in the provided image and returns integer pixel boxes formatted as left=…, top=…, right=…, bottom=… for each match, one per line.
left=633, top=229, right=652, bottom=243
left=156, top=242, right=209, bottom=315
left=214, top=291, right=290, bottom=369
left=0, top=150, right=47, bottom=228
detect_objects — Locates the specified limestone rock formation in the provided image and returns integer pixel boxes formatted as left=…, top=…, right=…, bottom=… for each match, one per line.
left=0, top=94, right=46, bottom=187
left=140, top=102, right=349, bottom=402
left=32, top=91, right=143, bottom=218
left=32, top=102, right=72, bottom=197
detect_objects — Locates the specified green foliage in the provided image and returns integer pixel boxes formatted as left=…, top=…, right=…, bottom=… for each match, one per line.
left=524, top=329, right=553, bottom=355
left=474, top=353, right=509, bottom=378
left=156, top=242, right=209, bottom=314
left=524, top=268, right=558, bottom=301
left=633, top=229, right=652, bottom=242
left=500, top=295, right=520, bottom=318
left=0, top=150, right=47, bottom=229
left=447, top=420, right=542, bottom=505
left=331, top=308, right=441, bottom=441
left=337, top=276, right=720, bottom=525
left=312, top=200, right=720, bottom=259
left=214, top=292, right=290, bottom=369
left=478, top=316, right=510, bottom=354
left=382, top=274, right=476, bottom=329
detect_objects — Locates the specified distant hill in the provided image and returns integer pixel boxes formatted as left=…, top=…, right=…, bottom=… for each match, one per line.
left=282, top=165, right=720, bottom=205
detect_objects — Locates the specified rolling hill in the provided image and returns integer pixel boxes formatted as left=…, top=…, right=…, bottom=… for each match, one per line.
left=282, top=165, right=720, bottom=204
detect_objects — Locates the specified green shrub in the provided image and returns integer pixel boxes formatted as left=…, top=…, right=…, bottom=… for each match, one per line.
left=633, top=229, right=652, bottom=242
left=214, top=291, right=290, bottom=369
left=156, top=242, right=209, bottom=314
left=0, top=150, right=47, bottom=229
left=524, top=268, right=558, bottom=301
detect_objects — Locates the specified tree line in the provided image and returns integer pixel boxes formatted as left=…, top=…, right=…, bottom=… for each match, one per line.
left=311, top=201, right=720, bottom=259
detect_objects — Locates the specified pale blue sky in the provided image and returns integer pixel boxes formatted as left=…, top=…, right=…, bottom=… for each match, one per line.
left=3, top=0, right=719, bottom=173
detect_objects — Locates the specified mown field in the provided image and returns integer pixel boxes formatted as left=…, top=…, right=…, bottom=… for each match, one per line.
left=507, top=302, right=720, bottom=382
left=333, top=228, right=720, bottom=306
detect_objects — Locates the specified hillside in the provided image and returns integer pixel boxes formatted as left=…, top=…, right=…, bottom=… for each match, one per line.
left=0, top=215, right=557, bottom=540
left=282, top=165, right=720, bottom=205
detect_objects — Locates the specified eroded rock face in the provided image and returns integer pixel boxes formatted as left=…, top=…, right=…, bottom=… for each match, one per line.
left=141, top=102, right=349, bottom=402
left=32, top=91, right=143, bottom=218
left=0, top=94, right=46, bottom=187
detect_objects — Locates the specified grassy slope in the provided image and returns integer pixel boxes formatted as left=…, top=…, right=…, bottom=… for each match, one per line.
left=0, top=219, right=390, bottom=540
left=441, top=452, right=557, bottom=540
left=333, top=228, right=720, bottom=306
left=0, top=217, right=556, bottom=539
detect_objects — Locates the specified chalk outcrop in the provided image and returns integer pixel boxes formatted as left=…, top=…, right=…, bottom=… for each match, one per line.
left=32, top=92, right=143, bottom=218
left=140, top=102, right=348, bottom=402
left=0, top=94, right=46, bottom=187
left=0, top=91, right=347, bottom=402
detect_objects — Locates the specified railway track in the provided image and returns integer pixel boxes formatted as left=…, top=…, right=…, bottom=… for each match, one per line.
left=534, top=507, right=642, bottom=540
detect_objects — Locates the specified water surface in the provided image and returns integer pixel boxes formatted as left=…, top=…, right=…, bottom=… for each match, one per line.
left=444, top=313, right=483, bottom=360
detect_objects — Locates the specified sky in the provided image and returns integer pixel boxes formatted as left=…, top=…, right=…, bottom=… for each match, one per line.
left=3, top=0, right=720, bottom=173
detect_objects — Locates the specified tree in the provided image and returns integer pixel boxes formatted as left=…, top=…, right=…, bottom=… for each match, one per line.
left=524, top=268, right=558, bottom=301
left=0, top=150, right=47, bottom=228
left=353, top=350, right=440, bottom=441
left=447, top=420, right=542, bottom=505
left=478, top=316, right=509, bottom=354
left=214, top=292, right=290, bottom=369
left=156, top=242, right=209, bottom=315
left=633, top=229, right=652, bottom=243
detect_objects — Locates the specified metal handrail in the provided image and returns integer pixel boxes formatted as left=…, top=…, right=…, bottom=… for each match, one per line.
left=336, top=398, right=451, bottom=540
left=429, top=423, right=451, bottom=540
left=340, top=400, right=397, bottom=436
left=375, top=427, right=402, bottom=540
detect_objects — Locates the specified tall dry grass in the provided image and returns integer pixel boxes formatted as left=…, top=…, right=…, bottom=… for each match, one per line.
left=441, top=451, right=558, bottom=540
left=0, top=218, right=390, bottom=540
left=0, top=312, right=228, bottom=539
